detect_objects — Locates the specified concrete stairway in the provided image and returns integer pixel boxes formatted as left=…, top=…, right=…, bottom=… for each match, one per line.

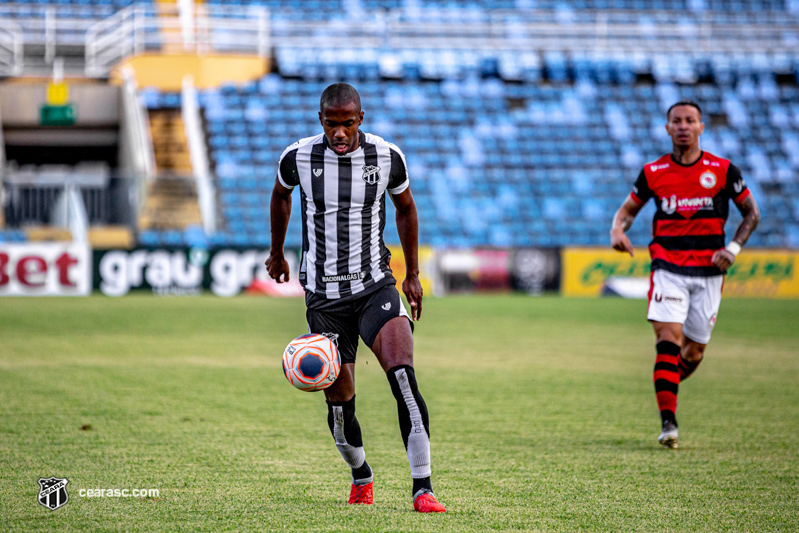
left=138, top=109, right=202, bottom=231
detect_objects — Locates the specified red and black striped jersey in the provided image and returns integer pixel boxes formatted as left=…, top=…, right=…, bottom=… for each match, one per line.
left=630, top=151, right=750, bottom=277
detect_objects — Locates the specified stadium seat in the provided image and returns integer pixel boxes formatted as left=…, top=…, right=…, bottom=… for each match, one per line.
left=131, top=37, right=798, bottom=250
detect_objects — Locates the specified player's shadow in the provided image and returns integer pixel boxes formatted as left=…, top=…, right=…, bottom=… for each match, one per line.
left=588, top=437, right=687, bottom=452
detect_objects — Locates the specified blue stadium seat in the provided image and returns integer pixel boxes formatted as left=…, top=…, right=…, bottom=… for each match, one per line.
left=169, top=43, right=799, bottom=250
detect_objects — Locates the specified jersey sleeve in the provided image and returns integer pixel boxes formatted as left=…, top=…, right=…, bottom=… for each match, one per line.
left=630, top=168, right=653, bottom=205
left=387, top=145, right=410, bottom=195
left=725, top=164, right=750, bottom=203
left=277, top=148, right=299, bottom=189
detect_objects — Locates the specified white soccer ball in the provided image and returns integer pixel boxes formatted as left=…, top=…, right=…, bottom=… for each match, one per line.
left=281, top=333, right=341, bottom=392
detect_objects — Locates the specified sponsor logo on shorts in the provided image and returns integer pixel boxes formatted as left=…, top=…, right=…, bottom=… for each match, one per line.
left=382, top=302, right=391, bottom=311
left=320, top=332, right=340, bottom=346
left=321, top=272, right=366, bottom=283
left=709, top=314, right=717, bottom=328
left=654, top=293, right=683, bottom=303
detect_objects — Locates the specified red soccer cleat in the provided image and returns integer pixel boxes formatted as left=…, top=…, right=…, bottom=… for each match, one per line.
left=348, top=481, right=373, bottom=505
left=413, top=491, right=446, bottom=513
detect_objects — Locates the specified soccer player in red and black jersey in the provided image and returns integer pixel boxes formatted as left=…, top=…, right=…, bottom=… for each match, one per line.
left=610, top=100, right=760, bottom=448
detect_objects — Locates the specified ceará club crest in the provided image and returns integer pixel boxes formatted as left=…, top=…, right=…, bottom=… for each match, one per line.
left=362, top=165, right=381, bottom=185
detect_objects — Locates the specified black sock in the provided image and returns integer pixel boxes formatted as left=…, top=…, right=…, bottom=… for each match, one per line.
left=412, top=477, right=433, bottom=497
left=352, top=461, right=372, bottom=484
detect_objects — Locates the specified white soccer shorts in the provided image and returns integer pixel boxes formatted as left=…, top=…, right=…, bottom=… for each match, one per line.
left=647, top=269, right=724, bottom=344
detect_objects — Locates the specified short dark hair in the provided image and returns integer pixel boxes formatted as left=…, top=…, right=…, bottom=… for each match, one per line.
left=320, top=83, right=361, bottom=113
left=667, top=100, right=702, bottom=119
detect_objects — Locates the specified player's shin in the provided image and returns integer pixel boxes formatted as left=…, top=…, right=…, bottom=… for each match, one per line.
left=386, top=365, right=433, bottom=496
left=326, top=396, right=373, bottom=484
left=654, top=341, right=681, bottom=424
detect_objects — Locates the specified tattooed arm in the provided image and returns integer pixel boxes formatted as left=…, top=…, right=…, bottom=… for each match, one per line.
left=610, top=194, right=644, bottom=257
left=711, top=194, right=761, bottom=272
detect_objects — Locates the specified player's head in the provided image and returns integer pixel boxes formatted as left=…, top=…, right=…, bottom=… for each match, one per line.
left=665, top=100, right=704, bottom=149
left=319, top=83, right=364, bottom=156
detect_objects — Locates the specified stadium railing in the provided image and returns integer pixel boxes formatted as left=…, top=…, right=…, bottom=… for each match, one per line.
left=181, top=75, right=217, bottom=235
left=0, top=19, right=23, bottom=76
left=84, top=4, right=270, bottom=77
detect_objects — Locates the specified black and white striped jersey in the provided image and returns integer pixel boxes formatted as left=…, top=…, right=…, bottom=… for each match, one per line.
left=277, top=131, right=410, bottom=304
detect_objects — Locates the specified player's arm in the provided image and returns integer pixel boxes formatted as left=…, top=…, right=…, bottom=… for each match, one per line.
left=265, top=177, right=293, bottom=283
left=610, top=194, right=644, bottom=257
left=390, top=187, right=423, bottom=321
left=711, top=194, right=760, bottom=272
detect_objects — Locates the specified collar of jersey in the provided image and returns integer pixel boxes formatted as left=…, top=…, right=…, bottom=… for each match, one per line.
left=323, top=131, right=365, bottom=158
left=669, top=150, right=704, bottom=167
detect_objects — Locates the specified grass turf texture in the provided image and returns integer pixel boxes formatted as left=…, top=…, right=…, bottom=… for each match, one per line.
left=1, top=294, right=797, bottom=532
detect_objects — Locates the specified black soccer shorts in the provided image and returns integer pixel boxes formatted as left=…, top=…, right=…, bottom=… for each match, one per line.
left=305, top=284, right=413, bottom=365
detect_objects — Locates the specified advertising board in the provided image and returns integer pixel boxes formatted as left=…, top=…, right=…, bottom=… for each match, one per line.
left=561, top=248, right=799, bottom=298
left=0, top=243, right=91, bottom=296
left=94, top=248, right=300, bottom=297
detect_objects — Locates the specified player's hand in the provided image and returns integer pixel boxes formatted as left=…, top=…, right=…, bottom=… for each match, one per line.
left=711, top=249, right=736, bottom=273
left=265, top=252, right=290, bottom=283
left=610, top=229, right=635, bottom=257
left=402, top=274, right=423, bottom=321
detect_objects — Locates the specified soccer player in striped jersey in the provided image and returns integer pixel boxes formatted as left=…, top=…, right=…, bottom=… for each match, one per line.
left=610, top=100, right=760, bottom=449
left=266, top=83, right=445, bottom=512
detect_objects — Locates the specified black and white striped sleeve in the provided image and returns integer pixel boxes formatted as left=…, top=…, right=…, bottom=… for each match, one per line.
left=277, top=147, right=300, bottom=189
left=387, top=144, right=410, bottom=195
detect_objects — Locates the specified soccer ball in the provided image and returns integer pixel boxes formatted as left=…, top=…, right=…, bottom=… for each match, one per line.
left=282, top=333, right=341, bottom=392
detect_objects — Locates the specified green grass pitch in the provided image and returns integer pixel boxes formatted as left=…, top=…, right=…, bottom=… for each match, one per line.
left=1, top=294, right=797, bottom=532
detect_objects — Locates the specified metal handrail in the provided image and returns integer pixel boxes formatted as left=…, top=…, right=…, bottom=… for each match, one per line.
left=0, top=3, right=796, bottom=76
left=0, top=18, right=24, bottom=76
left=84, top=5, right=271, bottom=77
left=182, top=75, right=217, bottom=234
left=272, top=13, right=799, bottom=52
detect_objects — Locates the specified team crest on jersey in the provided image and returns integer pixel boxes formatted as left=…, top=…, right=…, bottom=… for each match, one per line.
left=699, top=171, right=717, bottom=189
left=313, top=168, right=323, bottom=177
left=362, top=165, right=381, bottom=185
